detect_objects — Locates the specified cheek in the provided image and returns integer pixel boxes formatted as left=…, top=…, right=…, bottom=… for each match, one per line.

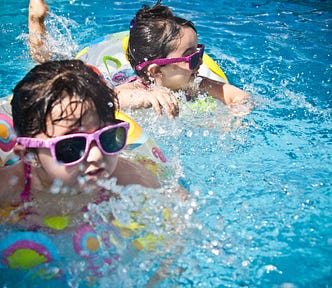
left=103, top=155, right=119, bottom=174
left=38, top=151, right=81, bottom=184
left=161, top=66, right=193, bottom=90
left=37, top=152, right=119, bottom=188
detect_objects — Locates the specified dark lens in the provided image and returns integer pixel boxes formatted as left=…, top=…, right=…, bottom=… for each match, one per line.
left=55, top=137, right=86, bottom=164
left=199, top=45, right=204, bottom=57
left=100, top=127, right=126, bottom=153
left=189, top=53, right=200, bottom=70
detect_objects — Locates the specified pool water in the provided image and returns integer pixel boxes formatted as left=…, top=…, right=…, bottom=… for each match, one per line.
left=1, top=0, right=331, bottom=287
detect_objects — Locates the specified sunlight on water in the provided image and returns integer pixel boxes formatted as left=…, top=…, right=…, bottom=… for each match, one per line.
left=82, top=182, right=196, bottom=286
left=45, top=12, right=79, bottom=59
left=0, top=0, right=331, bottom=286
left=19, top=11, right=79, bottom=60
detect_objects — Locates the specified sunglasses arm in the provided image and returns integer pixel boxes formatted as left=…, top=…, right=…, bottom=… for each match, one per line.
left=16, top=138, right=50, bottom=149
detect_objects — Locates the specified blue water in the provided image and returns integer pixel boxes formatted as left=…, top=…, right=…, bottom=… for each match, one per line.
left=1, top=0, right=331, bottom=287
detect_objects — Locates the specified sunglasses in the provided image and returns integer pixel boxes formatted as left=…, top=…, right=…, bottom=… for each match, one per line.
left=135, top=44, right=205, bottom=71
left=16, top=122, right=129, bottom=166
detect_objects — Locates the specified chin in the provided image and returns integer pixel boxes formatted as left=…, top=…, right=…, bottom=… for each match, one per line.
left=76, top=182, right=99, bottom=195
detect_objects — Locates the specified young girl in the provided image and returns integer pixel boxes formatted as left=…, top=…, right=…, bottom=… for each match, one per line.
left=0, top=59, right=160, bottom=230
left=28, top=0, right=250, bottom=119
left=119, top=1, right=250, bottom=113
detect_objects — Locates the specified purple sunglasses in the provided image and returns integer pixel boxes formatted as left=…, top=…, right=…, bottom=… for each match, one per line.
left=135, top=44, right=205, bottom=71
left=16, top=122, right=129, bottom=166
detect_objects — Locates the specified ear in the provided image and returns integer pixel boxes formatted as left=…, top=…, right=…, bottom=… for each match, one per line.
left=147, top=64, right=162, bottom=79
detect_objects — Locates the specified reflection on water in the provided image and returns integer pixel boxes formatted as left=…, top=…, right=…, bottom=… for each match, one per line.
left=0, top=0, right=331, bottom=286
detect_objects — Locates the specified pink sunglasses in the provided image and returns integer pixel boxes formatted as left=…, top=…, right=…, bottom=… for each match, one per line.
left=135, top=44, right=205, bottom=71
left=16, top=122, right=129, bottom=166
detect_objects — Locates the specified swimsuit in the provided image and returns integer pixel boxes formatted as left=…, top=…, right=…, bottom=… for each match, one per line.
left=21, top=163, right=31, bottom=203
left=0, top=163, right=161, bottom=275
left=0, top=162, right=121, bottom=274
left=19, top=162, right=107, bottom=228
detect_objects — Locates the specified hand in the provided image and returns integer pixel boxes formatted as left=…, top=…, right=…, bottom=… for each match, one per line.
left=116, top=82, right=179, bottom=119
left=143, top=86, right=179, bottom=119
left=29, top=0, right=49, bottom=21
left=28, top=0, right=50, bottom=63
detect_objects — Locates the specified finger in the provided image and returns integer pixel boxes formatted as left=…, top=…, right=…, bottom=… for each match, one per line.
left=168, top=94, right=179, bottom=116
left=149, top=98, right=163, bottom=116
left=164, top=93, right=179, bottom=118
left=156, top=94, right=176, bottom=119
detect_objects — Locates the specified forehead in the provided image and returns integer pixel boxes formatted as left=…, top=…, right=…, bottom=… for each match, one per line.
left=168, top=27, right=198, bottom=56
left=47, top=95, right=99, bottom=134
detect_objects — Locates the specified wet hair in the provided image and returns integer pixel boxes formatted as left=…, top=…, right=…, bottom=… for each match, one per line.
left=128, top=1, right=196, bottom=81
left=11, top=59, right=118, bottom=137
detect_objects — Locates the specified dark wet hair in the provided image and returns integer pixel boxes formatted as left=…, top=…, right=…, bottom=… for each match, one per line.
left=11, top=59, right=118, bottom=137
left=128, top=1, right=196, bottom=82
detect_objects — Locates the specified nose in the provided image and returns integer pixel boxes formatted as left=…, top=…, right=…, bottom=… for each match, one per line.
left=85, top=141, right=103, bottom=163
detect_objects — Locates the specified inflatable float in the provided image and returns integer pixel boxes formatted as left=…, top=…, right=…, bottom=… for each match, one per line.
left=77, top=31, right=228, bottom=114
left=0, top=99, right=17, bottom=166
left=76, top=30, right=228, bottom=86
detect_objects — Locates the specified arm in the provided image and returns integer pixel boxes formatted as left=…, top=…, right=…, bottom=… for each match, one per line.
left=199, top=76, right=250, bottom=105
left=114, top=157, right=161, bottom=188
left=115, top=81, right=179, bottom=119
left=28, top=0, right=50, bottom=63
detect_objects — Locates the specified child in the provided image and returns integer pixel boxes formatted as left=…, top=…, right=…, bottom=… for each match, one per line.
left=28, top=0, right=250, bottom=119
left=0, top=59, right=160, bottom=230
left=120, top=1, right=250, bottom=109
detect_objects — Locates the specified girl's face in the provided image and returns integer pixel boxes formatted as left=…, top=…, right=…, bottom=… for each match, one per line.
left=33, top=97, right=119, bottom=194
left=155, top=27, right=201, bottom=91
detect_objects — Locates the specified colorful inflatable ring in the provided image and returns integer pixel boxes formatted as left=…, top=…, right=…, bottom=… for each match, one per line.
left=76, top=30, right=228, bottom=86
left=73, top=224, right=101, bottom=256
left=0, top=112, right=16, bottom=167
left=0, top=113, right=15, bottom=151
left=72, top=223, right=124, bottom=275
left=0, top=232, right=59, bottom=270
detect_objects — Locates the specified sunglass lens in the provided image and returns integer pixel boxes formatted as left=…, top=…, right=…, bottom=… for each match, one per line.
left=189, top=53, right=200, bottom=70
left=100, top=127, right=126, bottom=153
left=55, top=137, right=86, bottom=164
left=199, top=46, right=204, bottom=57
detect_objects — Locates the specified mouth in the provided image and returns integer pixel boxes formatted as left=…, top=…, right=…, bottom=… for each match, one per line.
left=85, top=168, right=105, bottom=179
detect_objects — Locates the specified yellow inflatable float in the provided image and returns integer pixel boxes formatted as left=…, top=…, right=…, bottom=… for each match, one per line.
left=77, top=30, right=228, bottom=113
left=76, top=30, right=228, bottom=86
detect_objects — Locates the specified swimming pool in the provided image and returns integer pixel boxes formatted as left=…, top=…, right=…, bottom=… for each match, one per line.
left=1, top=0, right=331, bottom=287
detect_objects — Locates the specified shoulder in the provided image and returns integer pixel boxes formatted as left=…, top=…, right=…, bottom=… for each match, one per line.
left=114, top=157, right=160, bottom=188
left=0, top=161, right=25, bottom=207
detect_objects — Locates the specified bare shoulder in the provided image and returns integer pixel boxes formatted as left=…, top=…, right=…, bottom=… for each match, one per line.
left=114, top=157, right=160, bottom=188
left=0, top=161, right=24, bottom=207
